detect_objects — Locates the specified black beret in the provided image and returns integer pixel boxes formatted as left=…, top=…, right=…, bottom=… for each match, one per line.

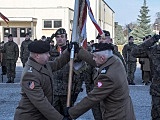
left=55, top=28, right=66, bottom=36
left=25, top=33, right=30, bottom=36
left=8, top=34, right=12, bottom=38
left=28, top=40, right=50, bottom=53
left=92, top=43, right=114, bottom=53
left=96, top=30, right=110, bottom=39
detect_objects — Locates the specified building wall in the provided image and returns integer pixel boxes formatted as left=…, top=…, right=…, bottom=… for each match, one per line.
left=0, top=0, right=114, bottom=43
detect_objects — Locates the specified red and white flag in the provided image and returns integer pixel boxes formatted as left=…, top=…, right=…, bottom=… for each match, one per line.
left=0, top=12, right=9, bottom=24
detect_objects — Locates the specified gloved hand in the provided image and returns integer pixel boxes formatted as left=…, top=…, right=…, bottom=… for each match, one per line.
left=64, top=107, right=70, bottom=117
left=153, top=34, right=160, bottom=42
left=68, top=42, right=79, bottom=53
left=62, top=117, right=72, bottom=120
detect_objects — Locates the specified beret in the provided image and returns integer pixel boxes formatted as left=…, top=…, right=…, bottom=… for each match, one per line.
left=8, top=34, right=12, bottom=38
left=96, top=30, right=110, bottom=39
left=55, top=28, right=66, bottom=36
left=92, top=43, right=114, bottom=52
left=28, top=40, right=50, bottom=53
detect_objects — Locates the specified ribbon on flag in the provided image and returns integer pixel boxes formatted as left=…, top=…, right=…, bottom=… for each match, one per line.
left=85, top=0, right=104, bottom=37
left=0, top=12, right=9, bottom=24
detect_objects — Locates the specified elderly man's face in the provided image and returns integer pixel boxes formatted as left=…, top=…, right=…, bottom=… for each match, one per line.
left=93, top=53, right=104, bottom=67
left=36, top=52, right=50, bottom=65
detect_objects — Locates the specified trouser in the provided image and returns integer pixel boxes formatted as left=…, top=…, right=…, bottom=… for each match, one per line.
left=143, top=71, right=151, bottom=83
left=5, top=59, right=16, bottom=78
left=150, top=83, right=160, bottom=119
left=53, top=94, right=78, bottom=116
left=127, top=62, right=136, bottom=83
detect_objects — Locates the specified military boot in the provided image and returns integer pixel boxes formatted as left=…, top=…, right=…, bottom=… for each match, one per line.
left=6, top=77, right=11, bottom=83
left=11, top=77, right=14, bottom=83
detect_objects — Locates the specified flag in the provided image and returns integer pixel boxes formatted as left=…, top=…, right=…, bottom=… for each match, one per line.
left=0, top=12, right=9, bottom=24
left=78, top=0, right=87, bottom=49
left=85, top=0, right=104, bottom=37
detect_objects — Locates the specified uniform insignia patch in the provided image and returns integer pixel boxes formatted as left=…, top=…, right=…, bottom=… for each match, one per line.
left=101, top=69, right=106, bottom=74
left=28, top=81, right=35, bottom=89
left=28, top=67, right=32, bottom=72
left=97, top=81, right=102, bottom=88
left=101, top=66, right=109, bottom=74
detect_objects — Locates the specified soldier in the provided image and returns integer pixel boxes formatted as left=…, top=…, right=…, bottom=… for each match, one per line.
left=14, top=40, right=75, bottom=120
left=96, top=30, right=127, bottom=71
left=131, top=34, right=160, bottom=120
left=122, top=36, right=137, bottom=85
left=20, top=33, right=32, bottom=67
left=65, top=43, right=136, bottom=120
left=1, top=34, right=19, bottom=83
left=49, top=28, right=84, bottom=116
left=0, top=41, right=7, bottom=76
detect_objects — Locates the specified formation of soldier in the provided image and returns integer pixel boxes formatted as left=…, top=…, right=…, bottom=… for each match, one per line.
left=0, top=27, right=159, bottom=119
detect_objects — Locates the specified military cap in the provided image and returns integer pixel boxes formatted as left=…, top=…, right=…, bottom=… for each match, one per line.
left=8, top=34, right=12, bottom=38
left=25, top=33, right=30, bottom=36
left=55, top=28, right=66, bottom=36
left=92, top=43, right=114, bottom=52
left=96, top=30, right=110, bottom=39
left=28, top=40, right=50, bottom=53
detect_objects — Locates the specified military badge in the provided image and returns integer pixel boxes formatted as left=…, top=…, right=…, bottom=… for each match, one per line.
left=27, top=67, right=32, bottom=72
left=28, top=81, right=35, bottom=89
left=97, top=81, right=102, bottom=88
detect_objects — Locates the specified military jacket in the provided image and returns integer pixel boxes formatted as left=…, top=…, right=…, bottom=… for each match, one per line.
left=69, top=54, right=136, bottom=120
left=20, top=39, right=32, bottom=63
left=3, top=41, right=19, bottom=61
left=131, top=38, right=160, bottom=94
left=14, top=50, right=70, bottom=120
left=49, top=45, right=84, bottom=95
left=122, top=42, right=137, bottom=62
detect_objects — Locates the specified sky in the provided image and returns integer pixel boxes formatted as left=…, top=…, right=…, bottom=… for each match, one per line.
left=104, top=0, right=160, bottom=26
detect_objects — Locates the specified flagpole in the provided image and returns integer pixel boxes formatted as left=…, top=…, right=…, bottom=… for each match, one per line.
left=67, top=0, right=80, bottom=107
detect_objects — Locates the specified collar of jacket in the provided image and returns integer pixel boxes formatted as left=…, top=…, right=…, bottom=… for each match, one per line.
left=98, top=55, right=117, bottom=73
left=27, top=57, right=51, bottom=76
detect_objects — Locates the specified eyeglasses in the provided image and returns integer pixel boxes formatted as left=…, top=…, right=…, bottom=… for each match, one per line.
left=56, top=34, right=65, bottom=38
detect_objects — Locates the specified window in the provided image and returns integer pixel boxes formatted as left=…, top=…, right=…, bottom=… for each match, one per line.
left=27, top=28, right=31, bottom=36
left=43, top=19, right=62, bottom=29
left=54, top=20, right=62, bottom=28
left=20, top=28, right=26, bottom=37
left=44, top=20, right=52, bottom=28
left=3, top=28, right=10, bottom=37
left=11, top=28, right=17, bottom=37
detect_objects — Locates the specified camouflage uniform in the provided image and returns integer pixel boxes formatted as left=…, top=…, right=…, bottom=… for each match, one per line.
left=122, top=42, right=137, bottom=84
left=49, top=45, right=84, bottom=115
left=0, top=42, right=7, bottom=75
left=20, top=39, right=32, bottom=67
left=131, top=37, right=160, bottom=119
left=2, top=41, right=19, bottom=82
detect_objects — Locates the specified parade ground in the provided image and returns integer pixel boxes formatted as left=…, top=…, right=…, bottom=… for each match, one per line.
left=0, top=63, right=151, bottom=120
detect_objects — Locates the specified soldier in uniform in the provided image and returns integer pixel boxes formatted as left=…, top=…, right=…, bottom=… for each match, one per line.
left=65, top=43, right=136, bottom=120
left=49, top=28, right=84, bottom=116
left=131, top=34, right=160, bottom=120
left=20, top=33, right=32, bottom=67
left=97, top=30, right=126, bottom=71
left=122, top=36, right=137, bottom=85
left=0, top=41, right=7, bottom=76
left=1, top=34, right=19, bottom=83
left=14, top=40, right=74, bottom=120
